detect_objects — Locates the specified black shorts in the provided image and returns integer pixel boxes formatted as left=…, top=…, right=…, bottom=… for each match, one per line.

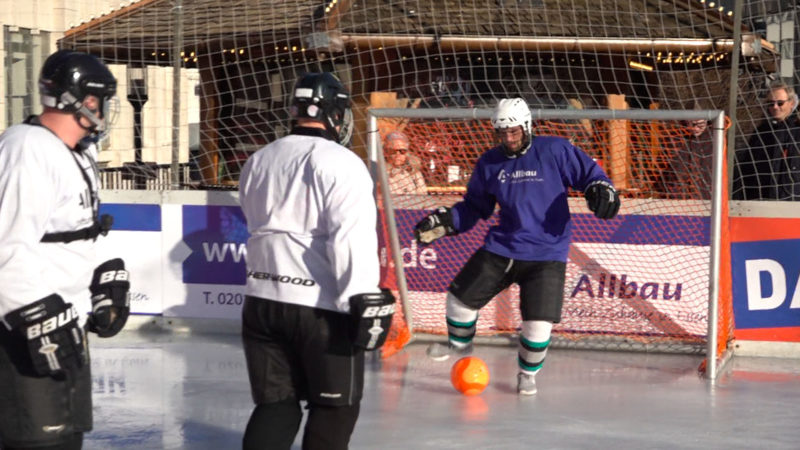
left=0, top=326, right=92, bottom=448
left=242, top=296, right=364, bottom=407
left=448, top=248, right=567, bottom=322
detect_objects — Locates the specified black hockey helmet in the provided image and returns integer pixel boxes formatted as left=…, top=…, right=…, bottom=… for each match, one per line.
left=39, top=50, right=118, bottom=136
left=290, top=72, right=353, bottom=146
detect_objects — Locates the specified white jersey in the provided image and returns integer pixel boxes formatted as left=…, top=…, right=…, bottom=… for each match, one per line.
left=239, top=130, right=381, bottom=313
left=0, top=122, right=101, bottom=325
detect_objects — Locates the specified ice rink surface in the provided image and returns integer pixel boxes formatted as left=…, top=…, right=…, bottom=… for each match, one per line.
left=86, top=328, right=800, bottom=449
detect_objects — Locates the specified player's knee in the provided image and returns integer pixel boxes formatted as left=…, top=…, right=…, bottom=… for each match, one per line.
left=303, top=403, right=360, bottom=450
left=446, top=292, right=479, bottom=322
left=243, top=399, right=302, bottom=450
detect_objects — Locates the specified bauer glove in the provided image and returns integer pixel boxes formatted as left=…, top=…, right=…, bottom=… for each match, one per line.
left=87, top=258, right=131, bottom=338
left=4, top=294, right=87, bottom=376
left=414, top=206, right=457, bottom=245
left=349, top=289, right=395, bottom=350
left=585, top=180, right=620, bottom=220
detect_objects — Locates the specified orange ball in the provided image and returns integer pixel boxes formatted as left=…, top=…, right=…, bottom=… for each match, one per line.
left=450, top=356, right=490, bottom=396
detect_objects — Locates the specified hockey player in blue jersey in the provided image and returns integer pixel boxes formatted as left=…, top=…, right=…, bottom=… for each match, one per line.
left=415, top=98, right=620, bottom=395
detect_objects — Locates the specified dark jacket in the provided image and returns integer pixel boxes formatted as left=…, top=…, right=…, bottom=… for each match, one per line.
left=661, top=128, right=714, bottom=200
left=735, top=115, right=800, bottom=200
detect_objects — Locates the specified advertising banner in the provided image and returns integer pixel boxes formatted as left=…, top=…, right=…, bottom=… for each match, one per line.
left=382, top=209, right=711, bottom=337
left=99, top=203, right=163, bottom=315
left=105, top=201, right=800, bottom=344
left=731, top=217, right=800, bottom=342
left=163, top=205, right=248, bottom=320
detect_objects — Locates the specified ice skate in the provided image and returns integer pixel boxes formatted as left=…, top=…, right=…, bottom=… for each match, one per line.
left=517, top=372, right=537, bottom=396
left=425, top=342, right=472, bottom=361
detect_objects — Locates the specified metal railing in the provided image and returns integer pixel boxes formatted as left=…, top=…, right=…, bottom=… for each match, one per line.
left=99, top=163, right=193, bottom=190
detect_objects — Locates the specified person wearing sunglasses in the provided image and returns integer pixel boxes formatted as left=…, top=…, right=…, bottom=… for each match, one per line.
left=734, top=81, right=800, bottom=200
left=384, top=131, right=427, bottom=195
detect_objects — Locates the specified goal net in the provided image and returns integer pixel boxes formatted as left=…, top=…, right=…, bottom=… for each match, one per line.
left=371, top=107, right=733, bottom=377
left=56, top=0, right=776, bottom=196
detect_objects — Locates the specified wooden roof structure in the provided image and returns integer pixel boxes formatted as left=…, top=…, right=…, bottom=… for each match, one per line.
left=62, top=0, right=773, bottom=64
left=60, top=0, right=778, bottom=188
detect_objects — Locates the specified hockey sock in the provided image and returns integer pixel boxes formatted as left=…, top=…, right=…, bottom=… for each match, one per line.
left=445, top=292, right=478, bottom=348
left=518, top=320, right=553, bottom=375
left=303, top=403, right=360, bottom=450
left=242, top=398, right=302, bottom=450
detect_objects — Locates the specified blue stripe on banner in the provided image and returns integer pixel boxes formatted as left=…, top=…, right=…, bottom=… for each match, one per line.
left=394, top=209, right=710, bottom=248
left=99, top=204, right=161, bottom=231
left=571, top=214, right=710, bottom=246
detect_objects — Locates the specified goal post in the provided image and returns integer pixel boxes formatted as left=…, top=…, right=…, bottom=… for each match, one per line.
left=368, top=107, right=732, bottom=382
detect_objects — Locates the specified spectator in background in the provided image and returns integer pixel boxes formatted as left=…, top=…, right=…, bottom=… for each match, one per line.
left=661, top=117, right=714, bottom=200
left=385, top=131, right=427, bottom=194
left=735, top=81, right=800, bottom=200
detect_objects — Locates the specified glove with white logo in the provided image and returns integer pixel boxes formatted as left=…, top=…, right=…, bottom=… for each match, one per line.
left=4, top=294, right=86, bottom=376
left=87, top=258, right=131, bottom=338
left=414, top=206, right=457, bottom=245
left=584, top=180, right=621, bottom=220
left=349, top=289, right=396, bottom=350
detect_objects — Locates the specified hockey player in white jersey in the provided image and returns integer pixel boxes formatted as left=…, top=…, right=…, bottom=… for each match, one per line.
left=239, top=72, right=394, bottom=450
left=0, top=50, right=131, bottom=449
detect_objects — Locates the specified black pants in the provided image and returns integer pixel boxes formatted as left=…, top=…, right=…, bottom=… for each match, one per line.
left=0, top=327, right=92, bottom=449
left=449, top=248, right=567, bottom=322
left=241, top=296, right=363, bottom=450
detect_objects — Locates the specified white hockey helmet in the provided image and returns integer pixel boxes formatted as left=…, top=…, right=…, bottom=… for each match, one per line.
left=492, top=98, right=532, bottom=155
left=491, top=98, right=532, bottom=134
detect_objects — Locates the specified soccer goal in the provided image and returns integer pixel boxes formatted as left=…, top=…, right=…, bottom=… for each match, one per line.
left=367, top=107, right=732, bottom=382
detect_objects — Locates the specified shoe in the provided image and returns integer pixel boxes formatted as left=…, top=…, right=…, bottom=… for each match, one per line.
left=517, top=372, right=537, bottom=396
left=426, top=342, right=472, bottom=361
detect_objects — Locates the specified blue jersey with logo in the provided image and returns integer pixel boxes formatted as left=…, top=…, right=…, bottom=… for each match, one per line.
left=451, top=135, right=611, bottom=262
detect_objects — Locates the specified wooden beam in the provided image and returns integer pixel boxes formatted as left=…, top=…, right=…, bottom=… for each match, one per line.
left=326, top=0, right=355, bottom=30
left=64, top=0, right=164, bottom=39
left=198, top=62, right=220, bottom=185
left=607, top=94, right=629, bottom=191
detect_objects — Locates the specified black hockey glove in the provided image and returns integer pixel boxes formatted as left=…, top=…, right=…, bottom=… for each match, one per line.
left=585, top=180, right=621, bottom=220
left=349, top=289, right=396, bottom=351
left=414, top=206, right=457, bottom=245
left=4, top=294, right=86, bottom=376
left=87, top=258, right=131, bottom=338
